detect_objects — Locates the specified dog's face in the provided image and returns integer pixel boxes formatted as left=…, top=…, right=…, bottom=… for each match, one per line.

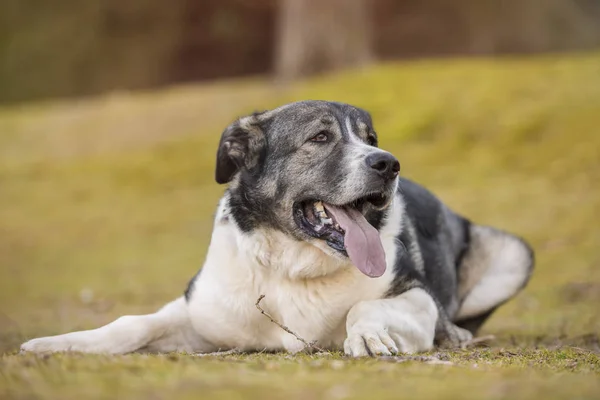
left=216, top=101, right=399, bottom=277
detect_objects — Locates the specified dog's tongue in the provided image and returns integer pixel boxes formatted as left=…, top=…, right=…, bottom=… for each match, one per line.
left=324, top=204, right=386, bottom=278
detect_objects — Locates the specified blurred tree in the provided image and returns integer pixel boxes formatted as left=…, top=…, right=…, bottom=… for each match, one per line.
left=0, top=0, right=184, bottom=103
left=460, top=0, right=600, bottom=54
left=274, top=0, right=373, bottom=81
left=2, top=0, right=600, bottom=104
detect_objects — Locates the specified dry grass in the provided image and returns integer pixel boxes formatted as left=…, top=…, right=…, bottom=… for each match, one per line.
left=1, top=52, right=599, bottom=399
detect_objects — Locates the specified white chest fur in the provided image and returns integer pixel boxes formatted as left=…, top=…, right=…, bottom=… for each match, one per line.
left=186, top=196, right=403, bottom=352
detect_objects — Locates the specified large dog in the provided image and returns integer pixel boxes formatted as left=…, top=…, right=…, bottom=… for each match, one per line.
left=21, top=101, right=534, bottom=357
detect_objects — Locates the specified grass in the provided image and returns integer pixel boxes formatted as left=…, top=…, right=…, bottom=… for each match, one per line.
left=1, top=51, right=600, bottom=399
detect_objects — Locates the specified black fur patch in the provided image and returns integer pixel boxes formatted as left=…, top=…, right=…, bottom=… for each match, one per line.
left=454, top=218, right=472, bottom=272
left=184, top=270, right=201, bottom=301
left=396, top=179, right=459, bottom=308
left=365, top=207, right=387, bottom=231
left=398, top=178, right=442, bottom=239
left=385, top=226, right=427, bottom=298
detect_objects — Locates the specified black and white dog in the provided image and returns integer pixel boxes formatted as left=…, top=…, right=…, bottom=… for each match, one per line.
left=21, top=101, right=534, bottom=357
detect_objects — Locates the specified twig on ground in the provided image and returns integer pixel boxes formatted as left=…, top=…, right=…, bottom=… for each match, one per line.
left=194, top=349, right=241, bottom=357
left=380, top=355, right=454, bottom=365
left=461, top=334, right=496, bottom=349
left=255, top=294, right=326, bottom=353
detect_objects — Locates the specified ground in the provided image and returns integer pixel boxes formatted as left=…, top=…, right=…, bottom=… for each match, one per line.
left=1, top=52, right=599, bottom=399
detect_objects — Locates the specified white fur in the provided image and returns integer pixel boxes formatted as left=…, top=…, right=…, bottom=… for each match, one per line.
left=344, top=287, right=438, bottom=356
left=344, top=116, right=356, bottom=138
left=341, top=117, right=397, bottom=199
left=20, top=298, right=208, bottom=354
left=456, top=226, right=532, bottom=320
left=22, top=193, right=438, bottom=356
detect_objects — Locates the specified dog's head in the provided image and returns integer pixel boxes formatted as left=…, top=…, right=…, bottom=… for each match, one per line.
left=215, top=101, right=399, bottom=277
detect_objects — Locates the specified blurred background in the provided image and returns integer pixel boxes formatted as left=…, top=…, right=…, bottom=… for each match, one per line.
left=1, top=1, right=600, bottom=397
left=2, top=0, right=600, bottom=103
left=1, top=0, right=600, bottom=365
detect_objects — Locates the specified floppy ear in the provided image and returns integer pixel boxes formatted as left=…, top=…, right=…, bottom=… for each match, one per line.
left=215, top=115, right=265, bottom=184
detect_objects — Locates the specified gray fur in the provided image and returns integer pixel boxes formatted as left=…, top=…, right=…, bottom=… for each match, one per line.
left=215, top=101, right=393, bottom=237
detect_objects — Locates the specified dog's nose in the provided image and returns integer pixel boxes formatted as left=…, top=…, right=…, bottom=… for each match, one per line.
left=366, top=152, right=400, bottom=180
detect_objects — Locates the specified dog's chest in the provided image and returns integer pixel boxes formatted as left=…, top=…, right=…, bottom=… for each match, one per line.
left=187, top=264, right=389, bottom=352
left=185, top=221, right=397, bottom=352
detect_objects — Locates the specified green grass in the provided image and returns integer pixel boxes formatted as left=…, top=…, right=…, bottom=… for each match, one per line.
left=1, top=52, right=600, bottom=399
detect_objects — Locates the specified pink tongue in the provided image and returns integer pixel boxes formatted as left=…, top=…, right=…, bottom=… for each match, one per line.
left=323, top=204, right=386, bottom=278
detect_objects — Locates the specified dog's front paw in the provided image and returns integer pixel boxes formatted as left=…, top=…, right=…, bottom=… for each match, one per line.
left=21, top=337, right=72, bottom=354
left=343, top=323, right=434, bottom=357
left=343, top=326, right=399, bottom=357
left=344, top=290, right=438, bottom=357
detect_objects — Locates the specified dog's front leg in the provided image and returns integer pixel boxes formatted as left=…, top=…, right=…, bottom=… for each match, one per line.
left=21, top=297, right=213, bottom=355
left=344, top=288, right=438, bottom=357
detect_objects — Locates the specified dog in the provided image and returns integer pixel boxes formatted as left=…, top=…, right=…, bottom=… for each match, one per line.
left=21, top=101, right=534, bottom=357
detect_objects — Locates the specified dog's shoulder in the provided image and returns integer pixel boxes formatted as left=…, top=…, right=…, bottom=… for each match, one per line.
left=397, top=178, right=447, bottom=238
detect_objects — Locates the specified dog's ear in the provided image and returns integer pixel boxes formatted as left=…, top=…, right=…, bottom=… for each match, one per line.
left=215, top=114, right=266, bottom=184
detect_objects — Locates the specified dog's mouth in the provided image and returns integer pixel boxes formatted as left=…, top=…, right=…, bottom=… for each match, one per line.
left=293, top=193, right=390, bottom=278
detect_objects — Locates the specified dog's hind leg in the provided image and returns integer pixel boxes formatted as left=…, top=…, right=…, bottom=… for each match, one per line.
left=21, top=297, right=213, bottom=354
left=455, top=225, right=534, bottom=334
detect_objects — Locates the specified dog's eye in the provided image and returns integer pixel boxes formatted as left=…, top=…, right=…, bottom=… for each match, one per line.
left=367, top=135, right=377, bottom=146
left=310, top=131, right=330, bottom=143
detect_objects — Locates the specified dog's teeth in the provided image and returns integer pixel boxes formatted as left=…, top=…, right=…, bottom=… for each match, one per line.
left=314, top=201, right=325, bottom=213
left=314, top=201, right=330, bottom=220
left=321, top=218, right=333, bottom=225
left=316, top=210, right=326, bottom=216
